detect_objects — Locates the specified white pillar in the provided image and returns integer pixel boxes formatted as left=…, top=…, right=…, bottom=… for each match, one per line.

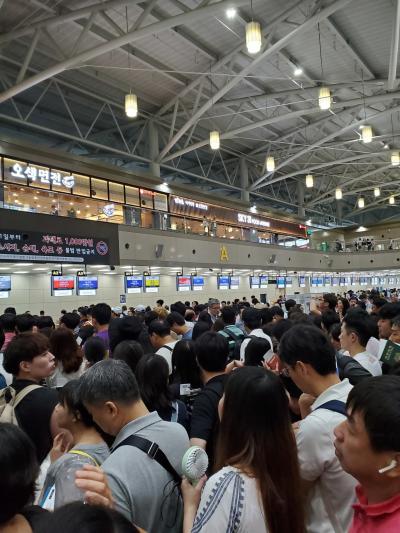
left=240, top=157, right=250, bottom=203
left=148, top=120, right=160, bottom=178
left=297, top=180, right=305, bottom=218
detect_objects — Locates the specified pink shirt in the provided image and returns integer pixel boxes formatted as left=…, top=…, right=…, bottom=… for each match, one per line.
left=350, top=485, right=400, bottom=532
left=1, top=332, right=15, bottom=352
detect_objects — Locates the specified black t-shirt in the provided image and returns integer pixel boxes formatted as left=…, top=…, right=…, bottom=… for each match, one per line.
left=190, top=374, right=226, bottom=471
left=13, top=380, right=59, bottom=464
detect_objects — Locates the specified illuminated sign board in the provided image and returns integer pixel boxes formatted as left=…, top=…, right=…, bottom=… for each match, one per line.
left=173, top=197, right=208, bottom=211
left=259, top=275, right=268, bottom=288
left=238, top=213, right=270, bottom=228
left=192, top=276, right=204, bottom=291
left=285, top=276, right=293, bottom=287
left=250, top=276, right=260, bottom=288
left=144, top=275, right=160, bottom=293
left=52, top=275, right=75, bottom=296
left=8, top=160, right=75, bottom=189
left=177, top=275, right=191, bottom=292
left=125, top=275, right=143, bottom=294
left=0, top=276, right=11, bottom=291
left=277, top=276, right=285, bottom=288
left=230, top=276, right=240, bottom=289
left=298, top=276, right=306, bottom=287
left=218, top=275, right=230, bottom=289
left=77, top=276, right=98, bottom=296
left=0, top=230, right=110, bottom=264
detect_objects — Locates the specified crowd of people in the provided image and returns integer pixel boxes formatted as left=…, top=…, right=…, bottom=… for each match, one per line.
left=0, top=289, right=400, bottom=532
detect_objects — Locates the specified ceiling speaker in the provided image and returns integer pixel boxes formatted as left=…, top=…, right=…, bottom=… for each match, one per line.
left=268, top=254, right=277, bottom=264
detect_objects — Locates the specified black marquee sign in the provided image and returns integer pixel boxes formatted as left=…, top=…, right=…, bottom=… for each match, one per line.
left=0, top=229, right=110, bottom=264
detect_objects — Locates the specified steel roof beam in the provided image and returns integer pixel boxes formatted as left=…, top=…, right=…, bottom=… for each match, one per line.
left=157, top=0, right=355, bottom=162
left=0, top=0, right=144, bottom=45
left=0, top=0, right=250, bottom=105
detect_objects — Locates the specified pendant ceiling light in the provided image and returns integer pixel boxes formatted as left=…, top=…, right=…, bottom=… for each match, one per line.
left=266, top=156, right=275, bottom=172
left=318, top=87, right=331, bottom=110
left=246, top=21, right=262, bottom=54
left=209, top=131, right=220, bottom=150
left=361, top=125, right=373, bottom=143
left=335, top=188, right=342, bottom=200
left=389, top=195, right=395, bottom=205
left=358, top=197, right=365, bottom=209
left=125, top=93, right=138, bottom=118
left=391, top=151, right=400, bottom=166
left=305, top=174, right=314, bottom=188
left=374, top=187, right=381, bottom=197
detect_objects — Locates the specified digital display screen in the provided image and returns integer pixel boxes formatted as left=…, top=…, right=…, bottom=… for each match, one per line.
left=339, top=277, right=346, bottom=286
left=125, top=275, right=143, bottom=289
left=351, top=277, right=358, bottom=285
left=78, top=277, right=98, bottom=290
left=0, top=276, right=11, bottom=291
left=332, top=277, right=339, bottom=286
left=345, top=276, right=351, bottom=286
left=277, top=276, right=285, bottom=288
left=230, top=276, right=240, bottom=289
left=389, top=277, right=396, bottom=285
left=298, top=276, right=306, bottom=287
left=52, top=276, right=75, bottom=290
left=371, top=277, right=379, bottom=285
left=192, top=276, right=204, bottom=290
left=259, top=275, right=268, bottom=288
left=177, top=276, right=191, bottom=292
left=144, top=275, right=160, bottom=292
left=380, top=277, right=386, bottom=285
left=250, top=276, right=260, bottom=288
left=324, top=277, right=332, bottom=286
left=285, top=277, right=292, bottom=287
left=218, top=275, right=230, bottom=289
left=125, top=275, right=143, bottom=293
left=311, top=277, right=323, bottom=287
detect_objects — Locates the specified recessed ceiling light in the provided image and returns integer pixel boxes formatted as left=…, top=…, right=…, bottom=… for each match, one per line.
left=294, top=67, right=303, bottom=76
left=33, top=267, right=48, bottom=271
left=14, top=271, right=29, bottom=274
left=15, top=263, right=33, bottom=266
left=226, top=7, right=237, bottom=18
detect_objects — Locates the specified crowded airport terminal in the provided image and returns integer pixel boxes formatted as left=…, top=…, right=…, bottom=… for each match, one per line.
left=2, top=0, right=400, bottom=531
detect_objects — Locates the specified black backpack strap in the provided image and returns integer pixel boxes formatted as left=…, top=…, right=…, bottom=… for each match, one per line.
left=315, top=400, right=347, bottom=416
left=162, top=345, right=173, bottom=352
left=112, top=434, right=181, bottom=485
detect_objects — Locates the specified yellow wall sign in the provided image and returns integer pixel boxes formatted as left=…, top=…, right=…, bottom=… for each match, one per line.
left=220, top=245, right=229, bottom=262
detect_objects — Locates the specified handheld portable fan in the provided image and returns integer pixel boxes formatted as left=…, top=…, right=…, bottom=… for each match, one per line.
left=182, top=446, right=208, bottom=484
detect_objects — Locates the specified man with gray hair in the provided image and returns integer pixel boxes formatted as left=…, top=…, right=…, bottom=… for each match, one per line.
left=207, top=298, right=221, bottom=324
left=78, top=359, right=189, bottom=533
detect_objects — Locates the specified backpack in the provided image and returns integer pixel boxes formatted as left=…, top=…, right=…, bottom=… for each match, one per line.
left=0, top=385, right=41, bottom=425
left=220, top=327, right=246, bottom=361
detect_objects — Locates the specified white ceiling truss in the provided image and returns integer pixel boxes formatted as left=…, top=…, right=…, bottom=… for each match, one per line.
left=0, top=0, right=400, bottom=229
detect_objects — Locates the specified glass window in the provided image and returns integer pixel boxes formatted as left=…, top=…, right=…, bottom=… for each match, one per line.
left=91, top=178, right=108, bottom=200
left=140, top=189, right=154, bottom=209
left=72, top=173, right=90, bottom=197
left=154, top=192, right=168, bottom=212
left=125, top=185, right=139, bottom=206
left=109, top=182, right=124, bottom=203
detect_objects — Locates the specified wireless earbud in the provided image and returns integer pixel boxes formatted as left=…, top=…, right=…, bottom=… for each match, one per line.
left=378, top=460, right=397, bottom=474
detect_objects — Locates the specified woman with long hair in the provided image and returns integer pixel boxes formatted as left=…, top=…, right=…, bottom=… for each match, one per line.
left=182, top=367, right=305, bottom=533
left=47, top=329, right=84, bottom=388
left=135, top=354, right=189, bottom=431
left=336, top=297, right=350, bottom=321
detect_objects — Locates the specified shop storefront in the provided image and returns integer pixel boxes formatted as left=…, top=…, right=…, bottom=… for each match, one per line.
left=0, top=155, right=306, bottom=244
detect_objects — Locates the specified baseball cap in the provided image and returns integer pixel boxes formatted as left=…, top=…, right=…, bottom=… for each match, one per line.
left=111, top=306, right=122, bottom=314
left=135, top=304, right=146, bottom=312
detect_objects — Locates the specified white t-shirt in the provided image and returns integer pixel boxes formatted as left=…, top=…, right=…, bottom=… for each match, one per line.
left=353, top=351, right=382, bottom=376
left=366, top=337, right=380, bottom=359
left=240, top=328, right=273, bottom=362
left=47, top=361, right=84, bottom=388
left=296, top=379, right=357, bottom=533
left=156, top=342, right=178, bottom=374
left=192, top=466, right=267, bottom=533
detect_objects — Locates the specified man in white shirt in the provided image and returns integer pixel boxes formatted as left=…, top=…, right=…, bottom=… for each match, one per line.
left=148, top=320, right=177, bottom=374
left=340, top=309, right=382, bottom=376
left=279, top=324, right=357, bottom=533
left=239, top=307, right=273, bottom=362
